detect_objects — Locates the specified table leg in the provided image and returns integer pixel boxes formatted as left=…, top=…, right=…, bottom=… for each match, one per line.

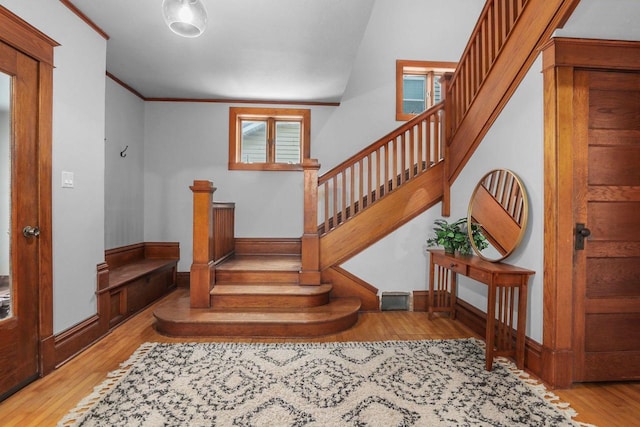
left=450, top=271, right=457, bottom=320
left=428, top=257, right=435, bottom=320
left=516, top=281, right=528, bottom=369
left=485, top=283, right=496, bottom=371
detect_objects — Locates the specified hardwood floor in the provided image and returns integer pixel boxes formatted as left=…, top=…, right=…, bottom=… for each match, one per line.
left=1, top=288, right=638, bottom=426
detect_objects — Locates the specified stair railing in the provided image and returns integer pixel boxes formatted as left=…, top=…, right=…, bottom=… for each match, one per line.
left=447, top=0, right=529, bottom=134
left=444, top=0, right=579, bottom=185
left=317, top=103, right=445, bottom=236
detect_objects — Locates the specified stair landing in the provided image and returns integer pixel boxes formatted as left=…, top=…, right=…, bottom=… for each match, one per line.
left=153, top=253, right=361, bottom=337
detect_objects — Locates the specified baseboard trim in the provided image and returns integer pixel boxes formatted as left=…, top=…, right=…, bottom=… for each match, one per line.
left=540, top=347, right=574, bottom=389
left=53, top=315, right=106, bottom=368
left=234, top=238, right=301, bottom=255
left=39, top=334, right=56, bottom=375
left=413, top=290, right=543, bottom=378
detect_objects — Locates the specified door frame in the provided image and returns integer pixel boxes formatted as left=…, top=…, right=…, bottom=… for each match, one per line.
left=0, top=6, right=57, bottom=375
left=541, top=37, right=640, bottom=388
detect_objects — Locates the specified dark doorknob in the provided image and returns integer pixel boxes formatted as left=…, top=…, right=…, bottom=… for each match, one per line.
left=575, top=223, right=590, bottom=250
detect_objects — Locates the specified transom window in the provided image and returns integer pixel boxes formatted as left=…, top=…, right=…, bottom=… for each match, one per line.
left=396, top=60, right=456, bottom=121
left=229, top=107, right=310, bottom=171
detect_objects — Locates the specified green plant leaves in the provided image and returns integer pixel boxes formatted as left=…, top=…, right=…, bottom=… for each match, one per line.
left=426, top=217, right=488, bottom=255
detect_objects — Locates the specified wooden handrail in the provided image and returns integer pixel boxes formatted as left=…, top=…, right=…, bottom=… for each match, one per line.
left=318, top=103, right=445, bottom=235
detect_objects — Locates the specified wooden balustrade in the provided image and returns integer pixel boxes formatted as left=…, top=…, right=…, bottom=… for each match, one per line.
left=212, top=202, right=235, bottom=264
left=447, top=0, right=529, bottom=134
left=317, top=103, right=444, bottom=235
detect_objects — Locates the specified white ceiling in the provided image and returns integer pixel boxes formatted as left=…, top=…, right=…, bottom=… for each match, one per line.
left=68, top=0, right=375, bottom=103
left=2, top=0, right=639, bottom=110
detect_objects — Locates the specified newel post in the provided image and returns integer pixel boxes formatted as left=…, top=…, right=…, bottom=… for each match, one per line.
left=300, top=159, right=321, bottom=285
left=190, top=180, right=216, bottom=307
left=439, top=72, right=454, bottom=217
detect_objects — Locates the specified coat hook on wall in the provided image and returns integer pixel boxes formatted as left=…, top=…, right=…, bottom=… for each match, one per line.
left=120, top=145, right=128, bottom=158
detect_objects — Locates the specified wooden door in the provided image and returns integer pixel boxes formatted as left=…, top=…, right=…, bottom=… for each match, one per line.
left=0, top=40, right=41, bottom=399
left=573, top=69, right=640, bottom=382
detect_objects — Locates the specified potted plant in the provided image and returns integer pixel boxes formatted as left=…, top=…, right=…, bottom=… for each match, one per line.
left=426, top=217, right=488, bottom=255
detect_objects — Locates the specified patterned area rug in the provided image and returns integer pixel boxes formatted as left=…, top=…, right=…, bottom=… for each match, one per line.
left=59, top=339, right=587, bottom=427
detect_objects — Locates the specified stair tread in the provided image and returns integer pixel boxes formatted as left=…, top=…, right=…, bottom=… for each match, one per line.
left=155, top=295, right=360, bottom=324
left=211, top=284, right=332, bottom=296
left=216, top=254, right=301, bottom=272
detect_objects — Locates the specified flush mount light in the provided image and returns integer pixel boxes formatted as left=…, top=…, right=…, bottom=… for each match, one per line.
left=162, top=0, right=208, bottom=38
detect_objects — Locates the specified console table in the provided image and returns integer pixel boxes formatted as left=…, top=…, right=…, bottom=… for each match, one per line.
left=428, top=249, right=534, bottom=370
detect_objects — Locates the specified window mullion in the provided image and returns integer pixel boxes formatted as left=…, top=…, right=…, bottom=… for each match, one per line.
left=427, top=71, right=434, bottom=108
left=267, top=117, right=275, bottom=163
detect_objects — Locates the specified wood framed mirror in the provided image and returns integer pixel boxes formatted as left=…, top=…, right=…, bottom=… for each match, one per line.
left=467, top=169, right=528, bottom=262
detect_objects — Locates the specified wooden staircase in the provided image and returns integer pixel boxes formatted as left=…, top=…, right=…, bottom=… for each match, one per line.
left=155, top=0, right=581, bottom=338
left=154, top=239, right=361, bottom=337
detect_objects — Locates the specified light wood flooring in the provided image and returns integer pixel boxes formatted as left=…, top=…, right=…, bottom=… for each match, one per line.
left=0, top=288, right=638, bottom=426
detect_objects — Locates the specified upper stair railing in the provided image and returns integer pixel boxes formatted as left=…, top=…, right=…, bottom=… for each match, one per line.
left=317, top=103, right=445, bottom=236
left=444, top=0, right=580, bottom=189
left=447, top=0, right=528, bottom=133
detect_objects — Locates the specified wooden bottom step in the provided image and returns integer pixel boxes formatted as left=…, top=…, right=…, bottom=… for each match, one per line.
left=154, top=293, right=361, bottom=337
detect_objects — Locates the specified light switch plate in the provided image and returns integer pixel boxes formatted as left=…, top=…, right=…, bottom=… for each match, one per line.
left=62, top=171, right=74, bottom=188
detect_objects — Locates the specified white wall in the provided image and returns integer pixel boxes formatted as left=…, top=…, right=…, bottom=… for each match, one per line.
left=1, top=0, right=107, bottom=334
left=555, top=0, right=640, bottom=41
left=105, top=78, right=145, bottom=249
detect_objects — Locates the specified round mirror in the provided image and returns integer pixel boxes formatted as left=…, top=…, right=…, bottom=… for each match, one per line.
left=467, top=169, right=528, bottom=262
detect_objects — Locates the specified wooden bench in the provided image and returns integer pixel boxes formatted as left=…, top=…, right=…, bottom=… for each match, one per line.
left=97, top=242, right=179, bottom=328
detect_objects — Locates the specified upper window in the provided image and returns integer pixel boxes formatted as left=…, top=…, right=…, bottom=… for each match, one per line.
left=396, top=60, right=456, bottom=121
left=229, top=107, right=310, bottom=171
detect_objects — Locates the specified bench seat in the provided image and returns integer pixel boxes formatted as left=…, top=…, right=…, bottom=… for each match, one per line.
left=108, top=258, right=177, bottom=288
left=97, top=242, right=179, bottom=328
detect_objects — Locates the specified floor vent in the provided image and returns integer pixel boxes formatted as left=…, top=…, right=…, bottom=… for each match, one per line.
left=381, top=291, right=410, bottom=311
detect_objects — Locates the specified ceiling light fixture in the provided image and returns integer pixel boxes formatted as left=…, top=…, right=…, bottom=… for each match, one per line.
left=162, top=0, right=208, bottom=38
